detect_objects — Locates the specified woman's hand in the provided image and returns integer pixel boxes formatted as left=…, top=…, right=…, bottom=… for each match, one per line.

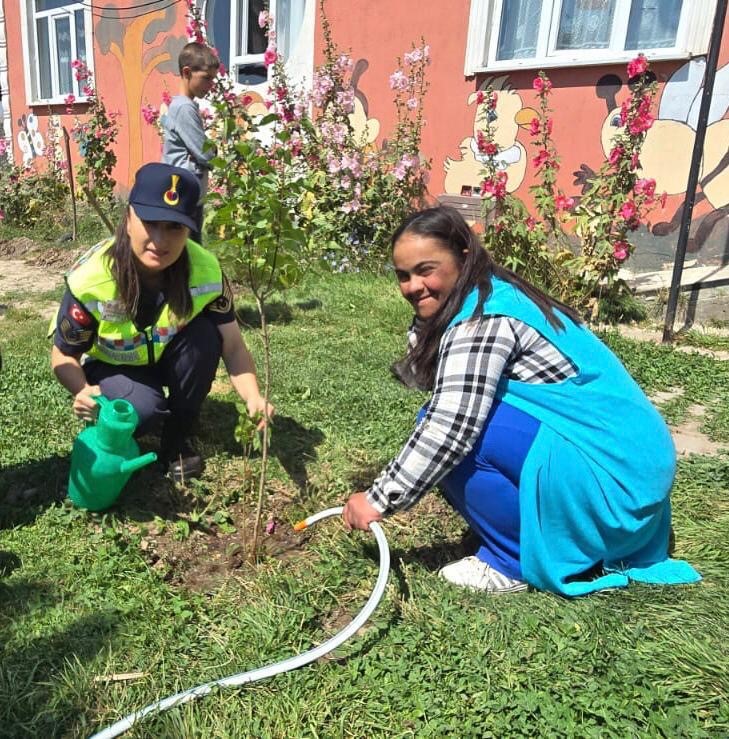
left=247, top=395, right=275, bottom=431
left=73, top=384, right=102, bottom=422
left=343, top=492, right=383, bottom=531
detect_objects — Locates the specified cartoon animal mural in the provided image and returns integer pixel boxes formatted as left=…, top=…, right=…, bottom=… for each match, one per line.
left=95, top=4, right=186, bottom=182
left=444, top=76, right=536, bottom=196
left=596, top=59, right=729, bottom=253
left=17, top=113, right=44, bottom=165
left=348, top=59, right=380, bottom=146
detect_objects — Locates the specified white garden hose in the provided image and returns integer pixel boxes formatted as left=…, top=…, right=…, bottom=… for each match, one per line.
left=90, top=506, right=390, bottom=739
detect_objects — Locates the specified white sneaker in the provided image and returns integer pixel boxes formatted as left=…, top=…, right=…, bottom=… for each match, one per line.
left=438, top=556, right=528, bottom=594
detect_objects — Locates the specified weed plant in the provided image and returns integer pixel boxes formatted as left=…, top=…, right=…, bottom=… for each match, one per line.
left=0, top=273, right=727, bottom=737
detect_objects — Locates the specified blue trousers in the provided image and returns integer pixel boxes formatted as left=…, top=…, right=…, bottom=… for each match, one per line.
left=421, top=399, right=541, bottom=580
left=83, top=313, right=222, bottom=445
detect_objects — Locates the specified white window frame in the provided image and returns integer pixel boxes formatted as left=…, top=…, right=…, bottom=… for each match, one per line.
left=203, top=0, right=313, bottom=91
left=465, top=0, right=717, bottom=75
left=20, top=1, right=93, bottom=106
left=227, top=0, right=293, bottom=82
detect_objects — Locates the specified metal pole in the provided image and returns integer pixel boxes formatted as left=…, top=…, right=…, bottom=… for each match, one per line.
left=662, top=0, right=728, bottom=343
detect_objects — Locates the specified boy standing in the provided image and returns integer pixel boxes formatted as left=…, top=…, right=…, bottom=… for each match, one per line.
left=161, top=42, right=219, bottom=245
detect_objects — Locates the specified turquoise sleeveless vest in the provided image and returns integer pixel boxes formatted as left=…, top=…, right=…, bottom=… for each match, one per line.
left=450, top=278, right=700, bottom=596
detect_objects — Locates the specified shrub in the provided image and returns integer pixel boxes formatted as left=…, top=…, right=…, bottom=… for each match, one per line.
left=479, top=58, right=661, bottom=320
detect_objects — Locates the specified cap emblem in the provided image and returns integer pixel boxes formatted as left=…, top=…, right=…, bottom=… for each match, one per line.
left=163, top=175, right=181, bottom=206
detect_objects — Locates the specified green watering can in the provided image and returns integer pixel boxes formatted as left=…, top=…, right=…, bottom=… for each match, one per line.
left=67, top=396, right=157, bottom=511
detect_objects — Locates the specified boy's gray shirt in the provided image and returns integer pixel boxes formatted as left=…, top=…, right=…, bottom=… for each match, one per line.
left=161, top=95, right=214, bottom=200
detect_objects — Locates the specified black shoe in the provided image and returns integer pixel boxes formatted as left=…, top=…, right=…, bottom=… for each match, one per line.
left=164, top=442, right=203, bottom=485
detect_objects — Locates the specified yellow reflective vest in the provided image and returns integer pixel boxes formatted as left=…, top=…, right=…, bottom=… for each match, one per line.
left=64, top=237, right=223, bottom=365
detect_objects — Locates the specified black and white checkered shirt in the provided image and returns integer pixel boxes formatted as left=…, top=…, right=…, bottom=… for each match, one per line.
left=367, top=314, right=577, bottom=514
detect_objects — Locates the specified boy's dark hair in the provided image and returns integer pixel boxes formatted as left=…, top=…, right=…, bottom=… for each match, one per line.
left=178, top=42, right=219, bottom=74
left=392, top=206, right=583, bottom=390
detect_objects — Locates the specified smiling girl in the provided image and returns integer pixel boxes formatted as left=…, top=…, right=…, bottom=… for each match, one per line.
left=343, top=206, right=700, bottom=597
left=51, top=162, right=271, bottom=483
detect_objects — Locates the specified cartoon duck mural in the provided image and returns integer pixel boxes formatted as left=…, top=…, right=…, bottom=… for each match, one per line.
left=444, top=76, right=537, bottom=195
left=597, top=59, right=729, bottom=248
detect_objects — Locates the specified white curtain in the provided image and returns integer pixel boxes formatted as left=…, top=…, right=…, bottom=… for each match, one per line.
left=276, top=0, right=306, bottom=60
left=625, top=0, right=683, bottom=49
left=557, top=0, right=616, bottom=50
left=497, top=0, right=543, bottom=60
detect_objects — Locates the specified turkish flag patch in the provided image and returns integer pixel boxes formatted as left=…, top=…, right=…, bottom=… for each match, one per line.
left=69, top=303, right=92, bottom=326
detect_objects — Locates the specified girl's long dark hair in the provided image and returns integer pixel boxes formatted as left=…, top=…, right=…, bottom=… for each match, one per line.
left=107, top=208, right=192, bottom=321
left=394, top=206, right=582, bottom=390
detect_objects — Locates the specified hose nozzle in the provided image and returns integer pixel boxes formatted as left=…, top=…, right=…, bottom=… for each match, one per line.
left=292, top=520, right=308, bottom=531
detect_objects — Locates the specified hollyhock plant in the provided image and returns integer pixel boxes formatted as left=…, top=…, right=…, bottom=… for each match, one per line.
left=480, top=58, right=661, bottom=319
left=67, top=59, right=118, bottom=211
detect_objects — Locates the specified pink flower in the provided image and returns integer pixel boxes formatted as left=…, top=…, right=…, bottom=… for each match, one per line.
left=634, top=177, right=656, bottom=199
left=64, top=94, right=76, bottom=106
left=618, top=200, right=637, bottom=220
left=554, top=194, right=575, bottom=212
left=406, top=97, right=418, bottom=110
left=608, top=146, right=624, bottom=167
left=529, top=117, right=540, bottom=136
left=481, top=170, right=508, bottom=200
left=613, top=240, right=629, bottom=261
left=532, top=76, right=553, bottom=94
left=265, top=519, right=276, bottom=535
left=627, top=53, right=648, bottom=79
left=531, top=149, right=551, bottom=169
left=476, top=131, right=497, bottom=156
left=526, top=217, right=537, bottom=231
left=263, top=46, right=277, bottom=68
left=630, top=152, right=641, bottom=170
left=82, top=84, right=94, bottom=97
left=162, top=90, right=172, bottom=106
left=0, top=139, right=7, bottom=156
left=389, top=70, right=408, bottom=91
left=628, top=112, right=654, bottom=135
left=141, top=104, right=159, bottom=125
left=404, top=48, right=423, bottom=65
left=258, top=10, right=270, bottom=28
left=476, top=91, right=485, bottom=105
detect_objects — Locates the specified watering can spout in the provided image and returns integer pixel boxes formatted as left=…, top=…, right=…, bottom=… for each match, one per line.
left=119, top=452, right=158, bottom=475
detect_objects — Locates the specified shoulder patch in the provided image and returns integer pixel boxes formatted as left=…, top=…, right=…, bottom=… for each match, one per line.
left=207, top=276, right=234, bottom=313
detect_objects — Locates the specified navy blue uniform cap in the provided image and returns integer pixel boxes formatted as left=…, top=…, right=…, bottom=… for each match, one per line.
left=128, top=162, right=200, bottom=231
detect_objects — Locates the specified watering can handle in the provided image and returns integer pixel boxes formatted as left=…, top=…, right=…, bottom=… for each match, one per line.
left=92, top=395, right=110, bottom=409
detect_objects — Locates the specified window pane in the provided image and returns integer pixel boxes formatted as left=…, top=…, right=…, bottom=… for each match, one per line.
left=205, top=0, right=231, bottom=70
left=36, top=17, right=52, bottom=98
left=55, top=15, right=73, bottom=95
left=496, top=0, right=542, bottom=60
left=276, top=0, right=305, bottom=60
left=246, top=0, right=267, bottom=55
left=74, top=9, right=86, bottom=64
left=557, top=0, right=616, bottom=50
left=237, top=63, right=267, bottom=85
left=625, top=0, right=682, bottom=49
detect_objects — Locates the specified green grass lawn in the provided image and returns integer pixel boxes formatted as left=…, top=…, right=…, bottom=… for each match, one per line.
left=1, top=272, right=728, bottom=738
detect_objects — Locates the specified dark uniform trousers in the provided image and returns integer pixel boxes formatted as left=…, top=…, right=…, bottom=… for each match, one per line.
left=84, top=313, right=222, bottom=456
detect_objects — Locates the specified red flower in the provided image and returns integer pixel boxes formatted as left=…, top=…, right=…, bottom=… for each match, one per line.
left=554, top=194, right=575, bottom=212
left=627, top=54, right=648, bottom=79
left=618, top=200, right=637, bottom=220
left=613, top=240, right=629, bottom=262
left=608, top=146, right=625, bottom=167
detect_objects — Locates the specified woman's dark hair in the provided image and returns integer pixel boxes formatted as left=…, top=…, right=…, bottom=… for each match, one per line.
left=393, top=206, right=582, bottom=390
left=107, top=208, right=192, bottom=320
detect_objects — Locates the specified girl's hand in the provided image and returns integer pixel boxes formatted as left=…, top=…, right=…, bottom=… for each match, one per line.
left=73, top=385, right=102, bottom=422
left=343, top=492, right=383, bottom=531
left=247, top=395, right=275, bottom=431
